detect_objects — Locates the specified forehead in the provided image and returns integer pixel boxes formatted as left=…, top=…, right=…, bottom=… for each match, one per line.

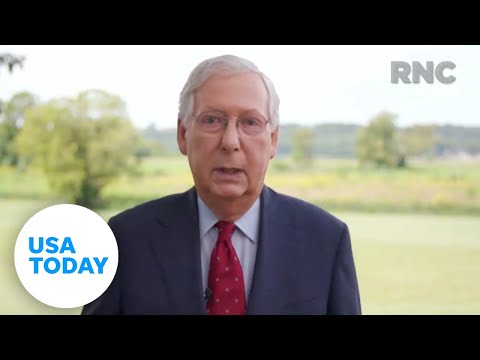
left=194, top=72, right=269, bottom=115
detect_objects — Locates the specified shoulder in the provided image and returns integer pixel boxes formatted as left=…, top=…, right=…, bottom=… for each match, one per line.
left=265, top=186, right=347, bottom=232
left=108, top=189, right=193, bottom=230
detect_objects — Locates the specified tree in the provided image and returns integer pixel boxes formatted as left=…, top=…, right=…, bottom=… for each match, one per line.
left=0, top=91, right=38, bottom=165
left=356, top=111, right=400, bottom=167
left=15, top=89, right=139, bottom=208
left=292, top=127, right=315, bottom=166
left=0, top=53, right=25, bottom=75
left=398, top=125, right=436, bottom=162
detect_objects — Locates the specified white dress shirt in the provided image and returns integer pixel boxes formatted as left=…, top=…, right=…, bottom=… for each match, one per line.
left=197, top=195, right=260, bottom=301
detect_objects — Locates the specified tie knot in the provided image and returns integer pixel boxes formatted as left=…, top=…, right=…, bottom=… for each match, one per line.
left=215, top=221, right=236, bottom=241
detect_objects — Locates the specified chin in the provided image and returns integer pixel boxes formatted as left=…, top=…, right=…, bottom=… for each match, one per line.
left=211, top=185, right=247, bottom=199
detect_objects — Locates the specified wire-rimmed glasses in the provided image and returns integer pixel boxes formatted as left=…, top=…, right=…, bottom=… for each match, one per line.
left=193, top=111, right=271, bottom=136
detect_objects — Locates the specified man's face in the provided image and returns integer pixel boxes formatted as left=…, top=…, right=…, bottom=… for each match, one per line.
left=177, top=72, right=279, bottom=202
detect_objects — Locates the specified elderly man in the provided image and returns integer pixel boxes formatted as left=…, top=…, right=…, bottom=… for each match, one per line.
left=81, top=54, right=361, bottom=315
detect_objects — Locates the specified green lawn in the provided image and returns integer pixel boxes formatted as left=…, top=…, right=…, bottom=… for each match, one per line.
left=1, top=199, right=479, bottom=314
left=339, top=212, right=480, bottom=314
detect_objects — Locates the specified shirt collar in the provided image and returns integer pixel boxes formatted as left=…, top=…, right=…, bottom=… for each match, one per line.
left=197, top=195, right=260, bottom=244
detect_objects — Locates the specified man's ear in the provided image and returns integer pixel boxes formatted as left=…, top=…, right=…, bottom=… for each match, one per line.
left=177, top=118, right=188, bottom=155
left=269, top=126, right=279, bottom=159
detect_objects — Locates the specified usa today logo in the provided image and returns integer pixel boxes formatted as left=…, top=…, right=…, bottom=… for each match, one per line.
left=14, top=204, right=118, bottom=309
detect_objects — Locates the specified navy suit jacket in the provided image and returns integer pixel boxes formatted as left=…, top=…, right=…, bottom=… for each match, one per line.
left=81, top=186, right=361, bottom=315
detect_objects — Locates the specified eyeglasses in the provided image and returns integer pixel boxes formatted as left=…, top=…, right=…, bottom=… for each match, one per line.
left=193, top=111, right=271, bottom=136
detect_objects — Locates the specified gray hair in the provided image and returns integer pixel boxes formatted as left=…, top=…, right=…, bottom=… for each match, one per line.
left=178, top=54, right=280, bottom=129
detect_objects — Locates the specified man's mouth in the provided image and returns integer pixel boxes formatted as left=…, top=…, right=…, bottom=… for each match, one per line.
left=215, top=167, right=243, bottom=174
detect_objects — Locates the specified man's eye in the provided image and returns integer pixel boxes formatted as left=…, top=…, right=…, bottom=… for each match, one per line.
left=241, top=118, right=261, bottom=127
left=203, top=116, right=221, bottom=124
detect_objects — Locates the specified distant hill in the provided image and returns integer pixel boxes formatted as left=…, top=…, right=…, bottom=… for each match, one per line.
left=141, top=123, right=480, bottom=158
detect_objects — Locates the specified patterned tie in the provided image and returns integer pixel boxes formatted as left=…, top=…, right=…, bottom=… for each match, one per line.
left=206, top=221, right=247, bottom=315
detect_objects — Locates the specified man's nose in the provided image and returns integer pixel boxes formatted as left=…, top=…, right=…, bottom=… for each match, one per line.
left=220, top=120, right=241, bottom=152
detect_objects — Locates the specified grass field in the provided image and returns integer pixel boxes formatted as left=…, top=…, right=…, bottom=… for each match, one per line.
left=1, top=156, right=480, bottom=214
left=1, top=156, right=479, bottom=314
left=340, top=212, right=480, bottom=314
left=1, top=198, right=479, bottom=315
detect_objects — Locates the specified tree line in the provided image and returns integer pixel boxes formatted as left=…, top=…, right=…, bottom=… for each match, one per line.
left=142, top=117, right=480, bottom=163
left=3, top=89, right=479, bottom=208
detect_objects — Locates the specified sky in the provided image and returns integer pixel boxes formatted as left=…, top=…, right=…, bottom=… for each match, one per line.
left=1, top=45, right=479, bottom=129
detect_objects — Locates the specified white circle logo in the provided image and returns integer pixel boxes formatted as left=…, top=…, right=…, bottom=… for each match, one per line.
left=14, top=204, right=118, bottom=309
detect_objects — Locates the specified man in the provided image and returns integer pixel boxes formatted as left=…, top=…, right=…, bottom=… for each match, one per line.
left=81, top=54, right=361, bottom=315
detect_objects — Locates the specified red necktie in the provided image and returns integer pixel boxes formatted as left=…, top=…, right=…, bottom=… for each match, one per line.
left=206, top=221, right=246, bottom=315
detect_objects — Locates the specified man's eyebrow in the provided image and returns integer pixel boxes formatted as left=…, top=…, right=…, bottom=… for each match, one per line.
left=202, top=108, right=266, bottom=116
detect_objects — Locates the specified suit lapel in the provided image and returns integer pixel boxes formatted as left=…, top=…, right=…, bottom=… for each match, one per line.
left=247, top=187, right=300, bottom=314
left=149, top=188, right=205, bottom=314
left=147, top=186, right=307, bottom=314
